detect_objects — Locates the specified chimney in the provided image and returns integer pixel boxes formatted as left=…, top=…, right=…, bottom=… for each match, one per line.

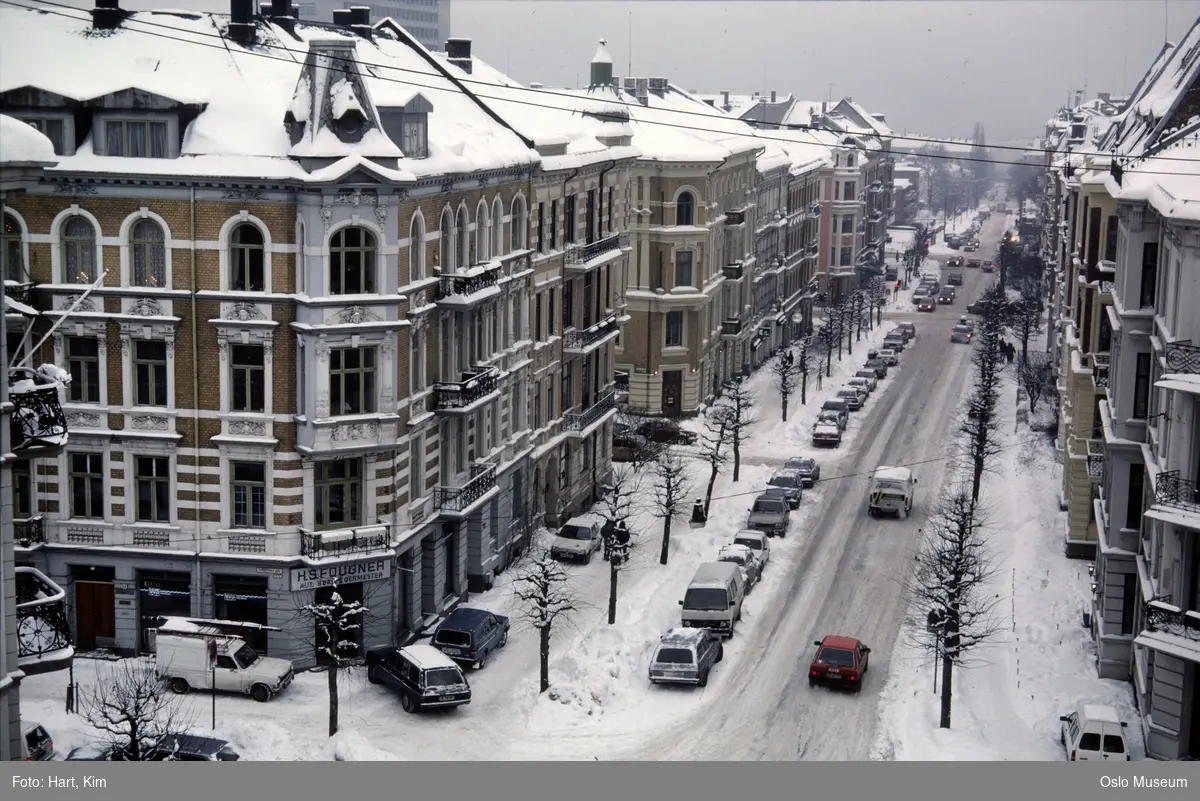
left=332, top=8, right=353, bottom=27
left=530, top=82, right=545, bottom=89
left=446, top=37, right=473, bottom=74
left=1097, top=92, right=1111, bottom=103
left=229, top=0, right=257, bottom=44
left=590, top=38, right=613, bottom=87
left=267, top=0, right=296, bottom=31
left=721, top=90, right=730, bottom=110
left=348, top=5, right=372, bottom=38
left=770, top=90, right=776, bottom=103
left=91, top=0, right=127, bottom=30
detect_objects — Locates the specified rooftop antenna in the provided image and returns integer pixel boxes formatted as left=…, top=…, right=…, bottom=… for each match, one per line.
left=627, top=10, right=632, bottom=75
left=827, top=83, right=833, bottom=103
left=1164, top=0, right=1169, bottom=44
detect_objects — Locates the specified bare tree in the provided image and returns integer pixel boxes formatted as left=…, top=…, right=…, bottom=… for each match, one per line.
left=597, top=464, right=640, bottom=624
left=903, top=489, right=1002, bottom=729
left=697, top=402, right=733, bottom=516
left=1009, top=291, right=1043, bottom=365
left=82, top=659, right=195, bottom=760
left=721, top=376, right=756, bottom=482
left=769, top=349, right=801, bottom=422
left=959, top=282, right=1008, bottom=502
left=651, top=446, right=693, bottom=565
left=1016, top=358, right=1055, bottom=417
left=299, top=581, right=367, bottom=736
left=512, top=544, right=580, bottom=693
left=816, top=316, right=838, bottom=378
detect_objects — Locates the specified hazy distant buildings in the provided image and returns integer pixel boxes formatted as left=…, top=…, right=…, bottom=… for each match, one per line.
left=297, top=0, right=449, bottom=50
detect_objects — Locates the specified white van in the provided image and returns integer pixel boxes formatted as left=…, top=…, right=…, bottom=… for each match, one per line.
left=868, top=466, right=916, bottom=517
left=1060, top=703, right=1131, bottom=761
left=155, top=617, right=294, bottom=702
left=678, top=562, right=746, bottom=637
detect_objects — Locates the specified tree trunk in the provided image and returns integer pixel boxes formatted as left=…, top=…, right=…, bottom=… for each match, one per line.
left=781, top=389, right=789, bottom=422
left=732, top=433, right=742, bottom=482
left=825, top=346, right=832, bottom=377
left=327, top=661, right=339, bottom=737
left=608, top=561, right=618, bottom=625
left=971, top=411, right=988, bottom=502
left=659, top=514, right=672, bottom=566
left=704, top=462, right=720, bottom=517
left=940, top=616, right=960, bottom=729
left=1020, top=333, right=1030, bottom=365
left=801, top=368, right=808, bottom=405
left=538, top=626, right=551, bottom=693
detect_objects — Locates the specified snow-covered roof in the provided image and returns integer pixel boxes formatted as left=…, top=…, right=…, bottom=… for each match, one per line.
left=1107, top=128, right=1200, bottom=221
left=402, top=643, right=460, bottom=670
left=893, top=178, right=911, bottom=190
left=873, top=466, right=912, bottom=482
left=591, top=39, right=613, bottom=66
left=0, top=114, right=56, bottom=165
left=1080, top=703, right=1121, bottom=724
left=1155, top=372, right=1200, bottom=394
left=780, top=100, right=825, bottom=130
left=837, top=98, right=894, bottom=138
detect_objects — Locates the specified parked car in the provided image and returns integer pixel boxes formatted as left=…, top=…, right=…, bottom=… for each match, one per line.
left=947, top=271, right=964, bottom=286
left=766, top=470, right=805, bottom=508
left=820, top=398, right=851, bottom=427
left=636, top=418, right=698, bottom=447
left=66, top=735, right=241, bottom=762
left=717, top=543, right=762, bottom=588
left=1059, top=703, right=1130, bottom=761
left=784, top=457, right=821, bottom=487
left=732, top=529, right=771, bottom=568
left=366, top=644, right=472, bottom=713
left=837, top=386, right=865, bottom=411
left=912, top=287, right=930, bottom=302
left=882, top=333, right=906, bottom=351
left=812, top=422, right=842, bottom=447
left=853, top=370, right=880, bottom=391
left=947, top=255, right=964, bottom=268
left=21, top=721, right=55, bottom=761
left=550, top=514, right=605, bottom=563
left=809, top=635, right=871, bottom=692
left=888, top=325, right=911, bottom=343
left=680, top=563, right=746, bottom=635
left=815, top=408, right=846, bottom=432
left=965, top=301, right=985, bottom=315
left=431, top=607, right=510, bottom=669
left=898, top=322, right=916, bottom=339
left=864, top=358, right=889, bottom=379
left=847, top=376, right=874, bottom=397
left=745, top=494, right=791, bottom=537
left=918, top=297, right=937, bottom=312
left=938, top=287, right=956, bottom=304
left=612, top=431, right=651, bottom=463
left=950, top=324, right=973, bottom=344
left=648, top=628, right=724, bottom=688
left=877, top=348, right=899, bottom=366
left=156, top=618, right=294, bottom=702
left=957, top=315, right=975, bottom=332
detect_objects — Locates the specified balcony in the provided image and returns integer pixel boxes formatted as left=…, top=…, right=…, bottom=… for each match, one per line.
left=1143, top=599, right=1200, bottom=643
left=1092, top=352, right=1110, bottom=390
left=721, top=318, right=743, bottom=338
left=436, top=462, right=498, bottom=518
left=1154, top=470, right=1200, bottom=513
left=8, top=366, right=69, bottom=460
left=299, top=524, right=391, bottom=561
left=563, top=388, right=617, bottom=436
left=723, top=262, right=744, bottom=280
left=1086, top=439, right=1104, bottom=480
left=433, top=366, right=500, bottom=415
left=565, top=231, right=629, bottom=269
left=563, top=313, right=620, bottom=355
left=4, top=279, right=34, bottom=306
left=434, top=262, right=503, bottom=306
left=14, top=515, right=46, bottom=547
left=725, top=209, right=746, bottom=226
left=1165, top=341, right=1200, bottom=375
left=15, top=566, right=74, bottom=676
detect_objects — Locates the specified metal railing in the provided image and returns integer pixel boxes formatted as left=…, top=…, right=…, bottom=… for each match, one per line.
left=563, top=388, right=617, bottom=432
left=1165, top=341, right=1200, bottom=375
left=14, top=515, right=45, bottom=547
left=565, top=231, right=628, bottom=266
left=563, top=313, right=620, bottom=351
left=723, top=262, right=744, bottom=280
left=1086, top=439, right=1105, bottom=479
left=435, top=263, right=503, bottom=300
left=721, top=318, right=743, bottom=337
left=1144, top=599, right=1200, bottom=642
left=300, top=525, right=390, bottom=559
left=436, top=462, right=498, bottom=513
left=433, top=366, right=500, bottom=410
left=9, top=369, right=69, bottom=458
left=16, top=567, right=73, bottom=667
left=4, top=280, right=33, bottom=305
left=1154, top=470, right=1200, bottom=512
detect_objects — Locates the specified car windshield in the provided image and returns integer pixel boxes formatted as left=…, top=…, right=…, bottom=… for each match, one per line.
left=233, top=643, right=258, bottom=669
left=734, top=537, right=763, bottom=551
left=683, top=588, right=729, bottom=611
left=424, top=667, right=463, bottom=688
left=434, top=628, right=471, bottom=646
left=817, top=647, right=855, bottom=667
left=788, top=458, right=815, bottom=470
left=769, top=475, right=798, bottom=489
left=559, top=525, right=591, bottom=541
left=762, top=487, right=790, bottom=501
left=720, top=551, right=747, bottom=565
left=655, top=647, right=695, bottom=664
left=752, top=498, right=786, bottom=513
left=216, top=746, right=240, bottom=761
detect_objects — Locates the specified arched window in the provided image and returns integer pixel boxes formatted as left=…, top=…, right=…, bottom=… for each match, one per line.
left=230, top=223, right=265, bottom=292
left=329, top=226, right=377, bottom=295
left=456, top=206, right=470, bottom=268
left=409, top=214, right=425, bottom=283
left=510, top=196, right=527, bottom=250
left=3, top=213, right=24, bottom=283
left=476, top=200, right=490, bottom=263
left=295, top=219, right=306, bottom=294
left=491, top=197, right=504, bottom=257
left=439, top=207, right=455, bottom=271
left=130, top=219, right=166, bottom=287
left=62, top=216, right=97, bottom=283
left=676, top=192, right=695, bottom=226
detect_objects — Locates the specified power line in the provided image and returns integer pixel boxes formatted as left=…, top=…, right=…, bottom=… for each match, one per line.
left=3, top=0, right=1193, bottom=173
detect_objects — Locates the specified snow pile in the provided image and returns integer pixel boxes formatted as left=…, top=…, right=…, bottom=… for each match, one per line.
left=329, top=730, right=402, bottom=761
left=0, top=114, right=57, bottom=164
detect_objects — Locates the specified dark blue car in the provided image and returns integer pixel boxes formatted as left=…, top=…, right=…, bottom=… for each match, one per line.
left=431, top=607, right=510, bottom=669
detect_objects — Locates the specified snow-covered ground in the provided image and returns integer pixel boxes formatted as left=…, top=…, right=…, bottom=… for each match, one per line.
left=870, top=344, right=1143, bottom=761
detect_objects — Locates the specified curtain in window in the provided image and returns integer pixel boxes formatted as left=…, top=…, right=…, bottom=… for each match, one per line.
left=131, top=219, right=166, bottom=287
left=440, top=210, right=455, bottom=271
left=126, top=122, right=146, bottom=158
left=105, top=121, right=123, bottom=157
left=63, top=216, right=96, bottom=282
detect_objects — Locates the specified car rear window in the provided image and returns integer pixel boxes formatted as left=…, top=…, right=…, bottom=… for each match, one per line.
left=25, top=727, right=50, bottom=753
left=817, top=647, right=855, bottom=667
left=1102, top=735, right=1125, bottom=753
left=734, top=537, right=761, bottom=550
left=655, top=647, right=694, bottom=664
left=424, top=667, right=463, bottom=687
left=433, top=629, right=471, bottom=647
left=683, top=588, right=729, bottom=611
left=1078, top=733, right=1102, bottom=751
left=752, top=498, right=786, bottom=513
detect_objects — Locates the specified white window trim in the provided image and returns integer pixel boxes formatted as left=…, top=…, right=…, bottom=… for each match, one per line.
left=317, top=335, right=391, bottom=420
left=673, top=246, right=696, bottom=289
left=125, top=449, right=178, bottom=527
left=456, top=202, right=471, bottom=266
left=672, top=185, right=702, bottom=227
left=301, top=454, right=376, bottom=532
left=324, top=217, right=385, bottom=298
left=218, top=330, right=275, bottom=416
left=218, top=212, right=274, bottom=294
left=295, top=215, right=307, bottom=295
left=491, top=196, right=505, bottom=257
left=439, top=205, right=457, bottom=272
left=121, top=329, right=177, bottom=412
left=4, top=207, right=32, bottom=278
left=53, top=326, right=111, bottom=408
left=118, top=207, right=175, bottom=290
left=476, top=199, right=490, bottom=262
left=49, top=205, right=104, bottom=286
left=218, top=448, right=276, bottom=531
left=409, top=316, right=427, bottom=394
left=510, top=194, right=528, bottom=250
left=407, top=209, right=426, bottom=284
left=56, top=446, right=110, bottom=523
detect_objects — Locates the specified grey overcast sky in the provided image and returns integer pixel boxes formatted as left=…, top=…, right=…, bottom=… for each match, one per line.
left=39, top=0, right=1200, bottom=142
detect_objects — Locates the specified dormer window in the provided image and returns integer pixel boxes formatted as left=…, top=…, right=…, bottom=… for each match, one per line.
left=104, top=119, right=169, bottom=158
left=402, top=116, right=428, bottom=159
left=20, top=117, right=66, bottom=155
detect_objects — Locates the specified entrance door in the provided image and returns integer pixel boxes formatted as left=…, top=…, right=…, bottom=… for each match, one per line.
left=74, top=582, right=115, bottom=651
left=661, top=369, right=682, bottom=415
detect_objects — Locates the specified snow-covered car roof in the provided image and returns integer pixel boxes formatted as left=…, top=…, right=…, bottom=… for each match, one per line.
left=718, top=543, right=754, bottom=560
left=562, top=513, right=606, bottom=529
left=401, top=643, right=461, bottom=670
left=814, top=424, right=840, bottom=435
left=658, top=628, right=708, bottom=647
left=734, top=529, right=769, bottom=541
left=873, top=466, right=912, bottom=482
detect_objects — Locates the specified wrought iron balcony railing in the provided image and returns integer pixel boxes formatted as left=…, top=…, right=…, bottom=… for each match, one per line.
left=724, top=209, right=746, bottom=226
left=435, top=263, right=503, bottom=301
left=1154, top=470, right=1200, bottom=512
left=433, top=366, right=500, bottom=411
left=14, top=515, right=46, bottom=547
left=436, top=462, right=497, bottom=514
left=723, top=262, right=744, bottom=280
left=1144, top=599, right=1200, bottom=642
left=721, top=318, right=743, bottom=337
left=1165, top=341, right=1200, bottom=375
left=4, top=279, right=34, bottom=305
left=16, top=566, right=74, bottom=675
left=563, top=313, right=620, bottom=352
left=299, top=524, right=391, bottom=560
left=1086, top=439, right=1105, bottom=479
left=565, top=231, right=629, bottom=266
left=9, top=366, right=69, bottom=460
left=563, top=388, right=617, bottom=432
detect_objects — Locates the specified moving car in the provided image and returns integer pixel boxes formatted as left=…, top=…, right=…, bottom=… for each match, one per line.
left=837, top=387, right=865, bottom=411
left=366, top=644, right=472, bottom=713
left=812, top=422, right=842, bottom=447
left=963, top=240, right=978, bottom=252
left=868, top=466, right=916, bottom=517
left=732, top=529, right=771, bottom=568
left=809, top=635, right=871, bottom=692
left=947, top=256, right=964, bottom=268
left=950, top=324, right=973, bottom=344
left=957, top=316, right=975, bottom=332
left=898, top=322, right=916, bottom=338
left=966, top=258, right=982, bottom=269
left=636, top=418, right=698, bottom=447
left=431, top=607, right=510, bottom=669
left=1059, top=703, right=1130, bottom=761
left=679, top=562, right=746, bottom=635
left=877, top=348, right=899, bottom=366
left=918, top=297, right=937, bottom=312
left=550, top=514, right=605, bottom=563
left=766, top=470, right=805, bottom=508
left=938, top=287, right=957, bottom=304
left=947, top=271, right=964, bottom=286
left=784, top=457, right=821, bottom=487
left=746, top=494, right=791, bottom=537
left=717, top=543, right=762, bottom=588
left=648, top=628, right=724, bottom=687
left=981, top=261, right=996, bottom=273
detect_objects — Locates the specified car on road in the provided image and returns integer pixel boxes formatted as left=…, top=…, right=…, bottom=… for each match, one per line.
left=882, top=333, right=906, bottom=352
left=431, top=607, right=510, bottom=669
left=963, top=240, right=978, bottom=252
left=366, top=644, right=472, bottom=713
left=911, top=286, right=931, bottom=302
left=732, top=530, right=771, bottom=568
left=837, top=386, right=865, bottom=411
left=918, top=297, right=937, bottom=312
left=947, top=271, right=964, bottom=286
left=981, top=261, right=996, bottom=273
left=21, top=721, right=55, bottom=761
left=898, top=322, right=916, bottom=339
left=1059, top=703, right=1130, bottom=761
left=812, top=422, right=842, bottom=447
left=945, top=236, right=961, bottom=250
left=784, top=457, right=821, bottom=487
left=888, top=325, right=911, bottom=342
left=950, top=324, right=973, bottom=344
left=853, top=370, right=879, bottom=391
left=965, top=301, right=985, bottom=315
left=745, top=494, right=791, bottom=537
left=717, top=543, right=762, bottom=588
left=877, top=348, right=899, bottom=366
left=612, top=431, right=651, bottom=463
left=864, top=358, right=889, bottom=378
left=938, top=287, right=957, bottom=304
left=814, top=409, right=846, bottom=433
left=957, top=316, right=975, bottom=332
left=636, top=418, right=698, bottom=447
left=820, top=399, right=851, bottom=427
left=847, top=376, right=874, bottom=397
left=809, top=636, right=871, bottom=692
left=550, top=514, right=605, bottom=563
left=947, top=255, right=964, bottom=268
left=766, top=470, right=805, bottom=508
left=648, top=628, right=724, bottom=688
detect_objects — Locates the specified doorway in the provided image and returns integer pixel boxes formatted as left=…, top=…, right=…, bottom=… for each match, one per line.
left=73, top=581, right=115, bottom=652
left=661, top=369, right=682, bottom=415
left=137, top=570, right=192, bottom=654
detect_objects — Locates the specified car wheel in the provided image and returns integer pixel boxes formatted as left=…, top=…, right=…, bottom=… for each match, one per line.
left=716, top=645, right=724, bottom=663
left=583, top=551, right=592, bottom=565
left=697, top=670, right=710, bottom=688
left=868, top=507, right=877, bottom=518
left=475, top=654, right=486, bottom=670
left=169, top=678, right=189, bottom=695
left=400, top=694, right=416, bottom=713
left=250, top=684, right=272, bottom=703
left=809, top=678, right=816, bottom=688
left=499, top=630, right=509, bottom=648
left=367, top=664, right=380, bottom=684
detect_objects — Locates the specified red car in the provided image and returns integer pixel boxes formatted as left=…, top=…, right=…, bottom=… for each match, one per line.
left=809, top=635, right=871, bottom=691
left=917, top=297, right=936, bottom=312
left=982, top=261, right=996, bottom=273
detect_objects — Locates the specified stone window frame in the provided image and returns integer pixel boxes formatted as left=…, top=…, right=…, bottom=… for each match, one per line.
left=118, top=208, right=174, bottom=290
left=3, top=208, right=31, bottom=283
left=49, top=205, right=104, bottom=286
left=124, top=448, right=177, bottom=527
left=408, top=209, right=426, bottom=284
left=212, top=303, right=277, bottom=418
left=53, top=324, right=111, bottom=409
left=119, top=324, right=177, bottom=413
left=56, top=446, right=109, bottom=523
left=310, top=329, right=396, bottom=421
left=218, top=212, right=275, bottom=294
left=217, top=444, right=278, bottom=533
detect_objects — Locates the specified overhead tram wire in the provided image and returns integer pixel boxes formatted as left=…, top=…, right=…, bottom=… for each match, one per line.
left=3, top=0, right=1195, bottom=173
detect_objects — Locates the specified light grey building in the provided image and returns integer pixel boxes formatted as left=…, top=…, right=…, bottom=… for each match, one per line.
left=297, top=0, right=449, bottom=51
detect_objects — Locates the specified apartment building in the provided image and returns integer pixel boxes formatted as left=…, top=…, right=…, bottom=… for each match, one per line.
left=298, top=0, right=450, bottom=51
left=1066, top=20, right=1200, bottom=759
left=0, top=2, right=582, bottom=666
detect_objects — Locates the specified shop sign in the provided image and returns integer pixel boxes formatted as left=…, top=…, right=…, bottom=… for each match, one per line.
left=290, top=558, right=392, bottom=592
